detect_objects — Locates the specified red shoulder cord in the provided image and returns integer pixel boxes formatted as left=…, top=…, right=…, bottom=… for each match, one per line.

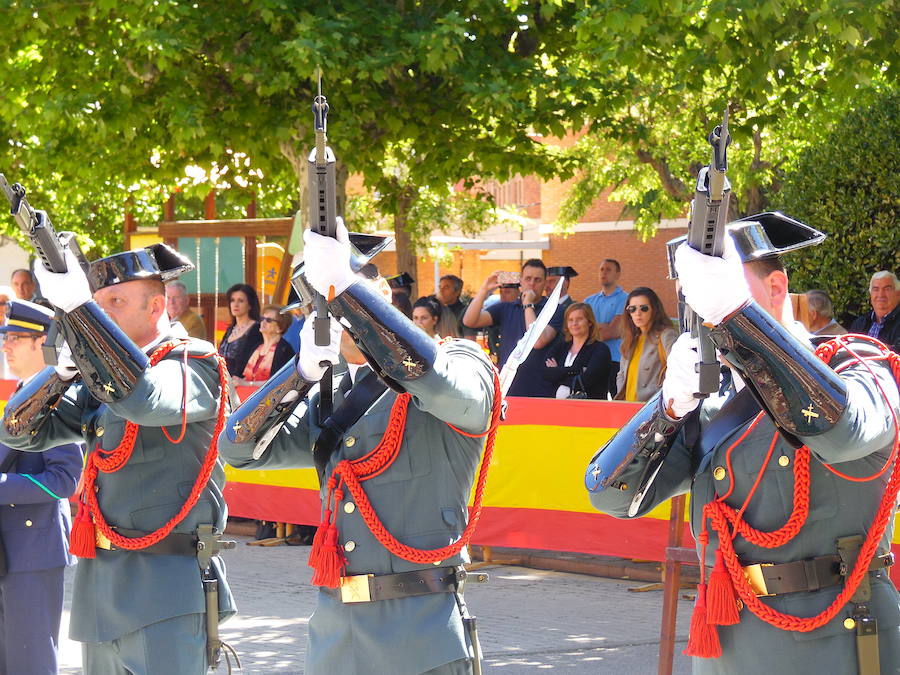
left=308, top=368, right=503, bottom=588
left=685, top=334, right=900, bottom=658
left=69, top=340, right=229, bottom=558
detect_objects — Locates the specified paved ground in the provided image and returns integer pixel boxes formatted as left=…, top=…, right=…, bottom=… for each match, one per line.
left=58, top=536, right=693, bottom=674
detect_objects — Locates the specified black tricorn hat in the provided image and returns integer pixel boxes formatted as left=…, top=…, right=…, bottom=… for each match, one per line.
left=546, top=266, right=579, bottom=279
left=287, top=232, right=393, bottom=311
left=386, top=271, right=415, bottom=290
left=666, top=211, right=825, bottom=278
left=88, top=243, right=194, bottom=292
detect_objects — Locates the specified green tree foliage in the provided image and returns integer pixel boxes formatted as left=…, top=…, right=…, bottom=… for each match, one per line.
left=0, top=0, right=582, bottom=260
left=776, top=88, right=900, bottom=323
left=557, top=0, right=899, bottom=236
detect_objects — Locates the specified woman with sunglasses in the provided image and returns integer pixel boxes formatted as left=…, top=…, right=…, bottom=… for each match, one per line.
left=239, top=304, right=297, bottom=386
left=615, top=287, right=677, bottom=402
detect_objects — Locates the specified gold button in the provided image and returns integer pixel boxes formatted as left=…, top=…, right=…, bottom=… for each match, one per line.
left=25, top=520, right=33, bottom=527
left=9, top=504, right=13, bottom=508
left=345, top=436, right=356, bottom=447
left=343, top=502, right=356, bottom=514
left=81, top=424, right=88, bottom=433
left=96, top=426, right=105, bottom=437
left=844, top=618, right=857, bottom=630
left=778, top=455, right=790, bottom=467
left=713, top=466, right=726, bottom=481
left=344, top=541, right=356, bottom=552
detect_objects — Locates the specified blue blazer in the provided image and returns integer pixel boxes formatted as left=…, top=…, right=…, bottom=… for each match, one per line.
left=0, top=442, right=83, bottom=573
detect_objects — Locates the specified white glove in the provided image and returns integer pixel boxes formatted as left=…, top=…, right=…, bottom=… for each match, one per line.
left=674, top=235, right=751, bottom=325
left=660, top=333, right=712, bottom=419
left=33, top=247, right=92, bottom=313
left=53, top=341, right=79, bottom=381
left=296, top=312, right=342, bottom=381
left=302, top=218, right=357, bottom=300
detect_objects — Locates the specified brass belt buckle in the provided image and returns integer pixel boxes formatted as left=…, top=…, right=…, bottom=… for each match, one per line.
left=95, top=527, right=113, bottom=551
left=339, top=574, right=373, bottom=603
left=743, top=563, right=774, bottom=597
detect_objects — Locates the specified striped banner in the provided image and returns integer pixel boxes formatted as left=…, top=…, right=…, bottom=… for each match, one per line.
left=2, top=380, right=898, bottom=579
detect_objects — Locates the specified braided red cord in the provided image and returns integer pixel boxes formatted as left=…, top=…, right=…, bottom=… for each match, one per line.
left=705, top=335, right=900, bottom=632
left=328, top=369, right=502, bottom=564
left=80, top=340, right=229, bottom=550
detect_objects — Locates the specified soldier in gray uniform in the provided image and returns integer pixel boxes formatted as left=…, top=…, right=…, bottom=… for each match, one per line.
left=219, top=222, right=498, bottom=675
left=585, top=213, right=900, bottom=674
left=0, top=244, right=236, bottom=674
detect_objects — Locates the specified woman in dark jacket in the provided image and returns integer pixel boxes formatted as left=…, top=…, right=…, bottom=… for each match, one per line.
left=543, top=302, right=611, bottom=399
left=239, top=304, right=297, bottom=386
left=219, top=283, right=263, bottom=377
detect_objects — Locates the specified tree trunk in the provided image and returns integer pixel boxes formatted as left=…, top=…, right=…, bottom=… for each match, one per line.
left=393, top=195, right=417, bottom=299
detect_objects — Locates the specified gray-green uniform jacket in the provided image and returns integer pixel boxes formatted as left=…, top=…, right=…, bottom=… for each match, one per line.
left=587, top=340, right=900, bottom=674
left=219, top=339, right=495, bottom=675
left=0, top=335, right=236, bottom=643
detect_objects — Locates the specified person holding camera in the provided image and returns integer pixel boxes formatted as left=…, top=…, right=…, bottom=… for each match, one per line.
left=464, top=260, right=565, bottom=397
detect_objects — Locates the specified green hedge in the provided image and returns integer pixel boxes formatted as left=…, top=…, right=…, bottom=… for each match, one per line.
left=777, top=88, right=900, bottom=324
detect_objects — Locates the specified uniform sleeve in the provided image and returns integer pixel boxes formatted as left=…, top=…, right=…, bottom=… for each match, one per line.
left=802, top=353, right=900, bottom=464
left=0, top=377, right=86, bottom=452
left=402, top=341, right=496, bottom=435
left=586, top=424, right=694, bottom=518
left=217, top=392, right=316, bottom=471
left=108, top=348, right=221, bottom=428
left=0, top=443, right=83, bottom=504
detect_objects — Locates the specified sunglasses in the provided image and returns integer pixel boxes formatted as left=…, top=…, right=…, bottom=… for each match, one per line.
left=626, top=304, right=650, bottom=314
left=260, top=317, right=279, bottom=324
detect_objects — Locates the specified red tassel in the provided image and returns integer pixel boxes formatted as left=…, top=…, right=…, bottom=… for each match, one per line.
left=683, top=584, right=721, bottom=658
left=309, top=521, right=346, bottom=588
left=706, top=549, right=740, bottom=626
left=69, top=503, right=97, bottom=559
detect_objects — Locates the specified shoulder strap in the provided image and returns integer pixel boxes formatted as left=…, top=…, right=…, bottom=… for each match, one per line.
left=312, top=373, right=389, bottom=479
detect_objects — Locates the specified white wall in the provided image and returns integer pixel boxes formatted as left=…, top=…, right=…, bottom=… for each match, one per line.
left=0, top=236, right=30, bottom=284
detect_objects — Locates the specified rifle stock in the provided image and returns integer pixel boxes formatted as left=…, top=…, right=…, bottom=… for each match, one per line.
left=0, top=174, right=89, bottom=365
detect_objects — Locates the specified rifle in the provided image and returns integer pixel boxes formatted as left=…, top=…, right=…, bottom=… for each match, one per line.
left=669, top=106, right=731, bottom=397
left=308, top=71, right=338, bottom=347
left=626, top=109, right=732, bottom=516
left=0, top=174, right=89, bottom=365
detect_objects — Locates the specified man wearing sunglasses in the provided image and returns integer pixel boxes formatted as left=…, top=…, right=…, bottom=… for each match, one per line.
left=587, top=213, right=900, bottom=673
left=0, top=300, right=82, bottom=675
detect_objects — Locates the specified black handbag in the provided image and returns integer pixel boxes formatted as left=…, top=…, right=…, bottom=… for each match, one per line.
left=0, top=449, right=22, bottom=577
left=567, top=374, right=590, bottom=399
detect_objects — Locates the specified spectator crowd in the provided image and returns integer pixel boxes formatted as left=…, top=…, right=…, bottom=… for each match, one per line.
left=3, top=260, right=899, bottom=402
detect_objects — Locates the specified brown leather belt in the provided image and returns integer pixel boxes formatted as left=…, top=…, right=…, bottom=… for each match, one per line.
left=325, top=566, right=488, bottom=604
left=95, top=526, right=198, bottom=556
left=743, top=553, right=894, bottom=597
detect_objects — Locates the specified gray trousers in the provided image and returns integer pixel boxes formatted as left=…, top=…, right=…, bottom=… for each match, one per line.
left=82, top=613, right=207, bottom=675
left=422, top=658, right=474, bottom=674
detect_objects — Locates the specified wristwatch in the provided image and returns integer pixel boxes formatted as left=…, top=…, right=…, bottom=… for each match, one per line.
left=523, top=303, right=536, bottom=310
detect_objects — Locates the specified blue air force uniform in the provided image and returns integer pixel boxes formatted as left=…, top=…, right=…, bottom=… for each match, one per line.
left=0, top=442, right=82, bottom=675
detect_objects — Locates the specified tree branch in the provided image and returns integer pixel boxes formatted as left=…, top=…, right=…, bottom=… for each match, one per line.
left=635, top=148, right=691, bottom=202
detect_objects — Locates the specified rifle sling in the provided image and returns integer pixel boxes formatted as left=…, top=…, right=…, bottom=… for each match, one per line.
left=313, top=372, right=388, bottom=480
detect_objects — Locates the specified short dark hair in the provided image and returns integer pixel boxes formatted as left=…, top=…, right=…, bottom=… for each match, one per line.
left=745, top=256, right=785, bottom=280
left=11, top=268, right=35, bottom=281
left=601, top=259, right=621, bottom=273
left=225, top=283, right=261, bottom=325
left=521, top=258, right=546, bottom=274
left=439, top=275, right=463, bottom=294
left=413, top=295, right=441, bottom=320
